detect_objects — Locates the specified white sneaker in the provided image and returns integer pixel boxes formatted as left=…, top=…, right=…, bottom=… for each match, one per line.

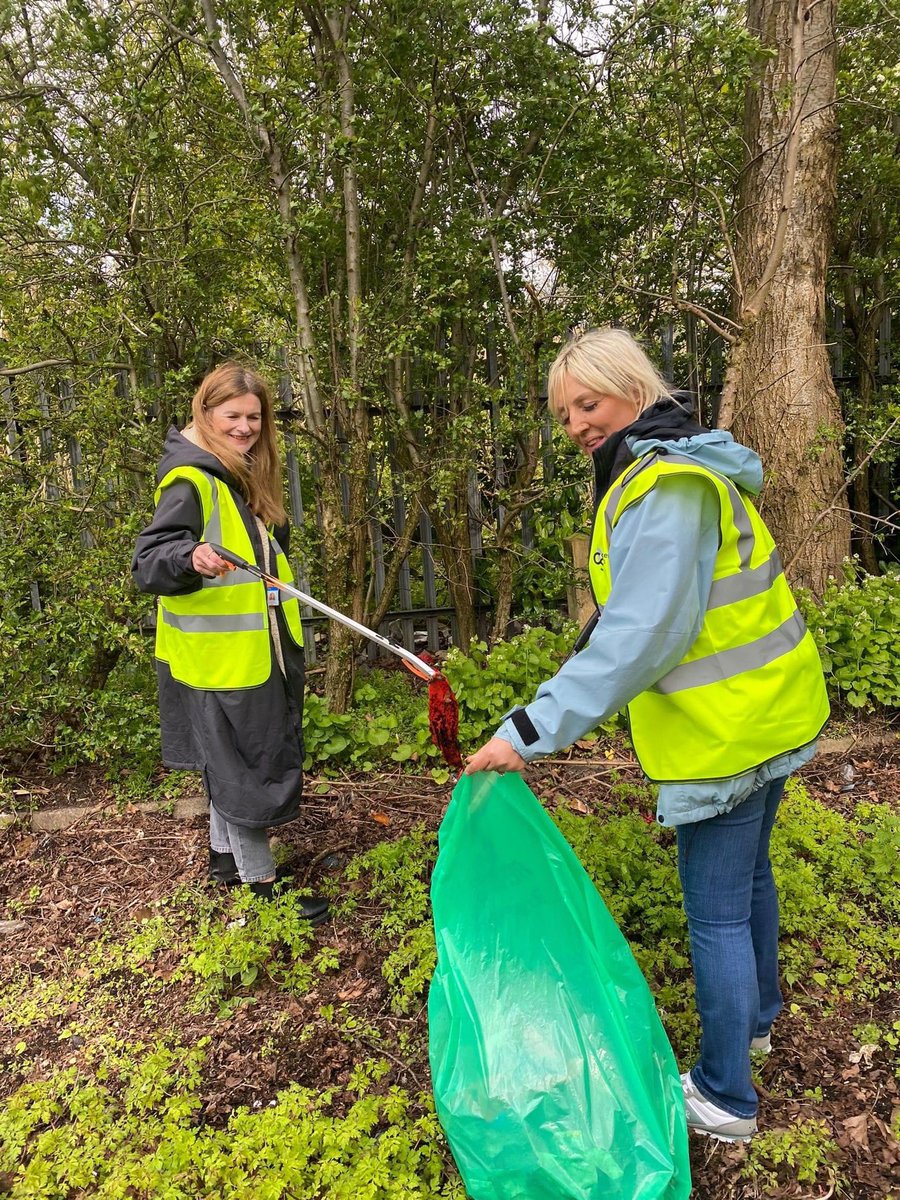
left=681, top=1072, right=757, bottom=1143
left=750, top=1032, right=772, bottom=1054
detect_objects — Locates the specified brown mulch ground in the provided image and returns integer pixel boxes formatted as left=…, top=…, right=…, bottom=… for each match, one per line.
left=1, top=727, right=899, bottom=1199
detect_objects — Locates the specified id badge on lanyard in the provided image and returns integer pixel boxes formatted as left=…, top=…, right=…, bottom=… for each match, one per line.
left=267, top=585, right=280, bottom=607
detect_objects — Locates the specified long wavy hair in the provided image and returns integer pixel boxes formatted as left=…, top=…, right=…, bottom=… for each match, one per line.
left=190, top=362, right=286, bottom=525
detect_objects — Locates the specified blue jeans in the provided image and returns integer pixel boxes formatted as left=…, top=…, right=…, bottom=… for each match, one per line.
left=676, top=776, right=786, bottom=1118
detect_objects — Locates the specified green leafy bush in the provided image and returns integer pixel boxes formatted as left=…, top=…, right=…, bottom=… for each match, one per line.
left=301, top=624, right=598, bottom=775
left=742, top=1119, right=841, bottom=1190
left=441, top=625, right=582, bottom=747
left=0, top=1038, right=462, bottom=1200
left=799, top=564, right=900, bottom=708
left=178, top=889, right=333, bottom=1008
left=341, top=828, right=437, bottom=1012
left=772, top=779, right=900, bottom=994
left=0, top=400, right=163, bottom=777
left=382, top=925, right=438, bottom=1015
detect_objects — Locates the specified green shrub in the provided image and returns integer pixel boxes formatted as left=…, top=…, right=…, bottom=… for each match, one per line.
left=178, top=889, right=334, bottom=1008
left=742, top=1119, right=841, bottom=1190
left=341, top=827, right=438, bottom=1013
left=772, top=779, right=900, bottom=994
left=300, top=625, right=601, bottom=775
left=382, top=925, right=437, bottom=1015
left=441, top=625, right=580, bottom=747
left=799, top=564, right=900, bottom=708
left=342, top=826, right=436, bottom=936
left=0, top=1038, right=462, bottom=1199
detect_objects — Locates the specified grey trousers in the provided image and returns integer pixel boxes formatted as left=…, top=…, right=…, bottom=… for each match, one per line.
left=209, top=805, right=275, bottom=883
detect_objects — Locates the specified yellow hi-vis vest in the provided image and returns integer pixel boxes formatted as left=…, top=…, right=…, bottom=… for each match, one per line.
left=588, top=451, right=829, bottom=783
left=154, top=466, right=303, bottom=690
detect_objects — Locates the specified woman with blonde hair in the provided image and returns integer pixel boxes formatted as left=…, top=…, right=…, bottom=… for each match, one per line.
left=133, top=362, right=326, bottom=920
left=467, top=327, right=828, bottom=1141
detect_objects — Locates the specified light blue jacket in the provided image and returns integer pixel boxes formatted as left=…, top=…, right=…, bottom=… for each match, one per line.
left=495, top=430, right=817, bottom=826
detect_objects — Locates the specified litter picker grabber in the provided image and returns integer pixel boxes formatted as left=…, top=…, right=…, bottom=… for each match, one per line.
left=207, top=543, right=463, bottom=770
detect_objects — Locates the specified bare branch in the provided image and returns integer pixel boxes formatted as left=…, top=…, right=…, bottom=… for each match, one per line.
left=459, top=141, right=522, bottom=350
left=0, top=359, right=130, bottom=378
left=783, top=412, right=900, bottom=574
left=323, top=6, right=362, bottom=391
left=622, top=284, right=739, bottom=343
left=701, top=184, right=743, bottom=306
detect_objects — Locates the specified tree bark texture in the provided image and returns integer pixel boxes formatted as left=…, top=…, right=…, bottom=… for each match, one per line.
left=724, top=0, right=850, bottom=594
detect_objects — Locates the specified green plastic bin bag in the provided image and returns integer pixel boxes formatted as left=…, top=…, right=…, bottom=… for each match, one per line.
left=428, top=771, right=691, bottom=1200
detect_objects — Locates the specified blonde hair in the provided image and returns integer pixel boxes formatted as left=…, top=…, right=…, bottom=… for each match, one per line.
left=547, top=328, right=672, bottom=422
left=191, top=362, right=286, bottom=526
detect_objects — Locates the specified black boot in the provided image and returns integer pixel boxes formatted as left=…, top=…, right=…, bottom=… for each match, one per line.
left=247, top=879, right=275, bottom=900
left=247, top=880, right=330, bottom=924
left=296, top=894, right=330, bottom=924
left=209, top=848, right=239, bottom=884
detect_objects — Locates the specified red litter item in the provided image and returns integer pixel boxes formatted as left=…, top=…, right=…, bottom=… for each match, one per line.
left=427, top=671, right=463, bottom=769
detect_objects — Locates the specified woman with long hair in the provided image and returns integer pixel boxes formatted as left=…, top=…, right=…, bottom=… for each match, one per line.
left=133, top=362, right=326, bottom=920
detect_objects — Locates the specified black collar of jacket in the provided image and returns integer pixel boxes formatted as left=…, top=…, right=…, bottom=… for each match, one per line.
left=591, top=392, right=706, bottom=501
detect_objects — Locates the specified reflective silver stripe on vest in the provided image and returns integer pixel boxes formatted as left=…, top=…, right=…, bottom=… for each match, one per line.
left=204, top=475, right=222, bottom=544
left=663, top=454, right=754, bottom=568
left=707, top=547, right=783, bottom=610
left=602, top=453, right=659, bottom=541
left=202, top=567, right=260, bottom=588
left=161, top=610, right=266, bottom=633
left=195, top=474, right=262, bottom=589
left=652, top=609, right=807, bottom=695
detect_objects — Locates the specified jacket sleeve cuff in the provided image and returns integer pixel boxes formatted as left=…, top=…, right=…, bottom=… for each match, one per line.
left=495, top=710, right=544, bottom=762
left=509, top=707, right=540, bottom=747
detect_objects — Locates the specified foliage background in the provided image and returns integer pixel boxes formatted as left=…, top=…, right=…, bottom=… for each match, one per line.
left=0, top=0, right=898, bottom=767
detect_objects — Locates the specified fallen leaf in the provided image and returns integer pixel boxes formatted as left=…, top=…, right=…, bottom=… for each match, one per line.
left=337, top=979, right=367, bottom=1000
left=849, top=1043, right=879, bottom=1066
left=568, top=798, right=589, bottom=815
left=370, top=811, right=391, bottom=826
left=841, top=1113, right=870, bottom=1152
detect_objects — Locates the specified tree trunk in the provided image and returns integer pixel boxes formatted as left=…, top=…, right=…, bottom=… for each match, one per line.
left=432, top=504, right=477, bottom=650
left=320, top=431, right=369, bottom=712
left=721, top=0, right=850, bottom=595
left=490, top=373, right=543, bottom=642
